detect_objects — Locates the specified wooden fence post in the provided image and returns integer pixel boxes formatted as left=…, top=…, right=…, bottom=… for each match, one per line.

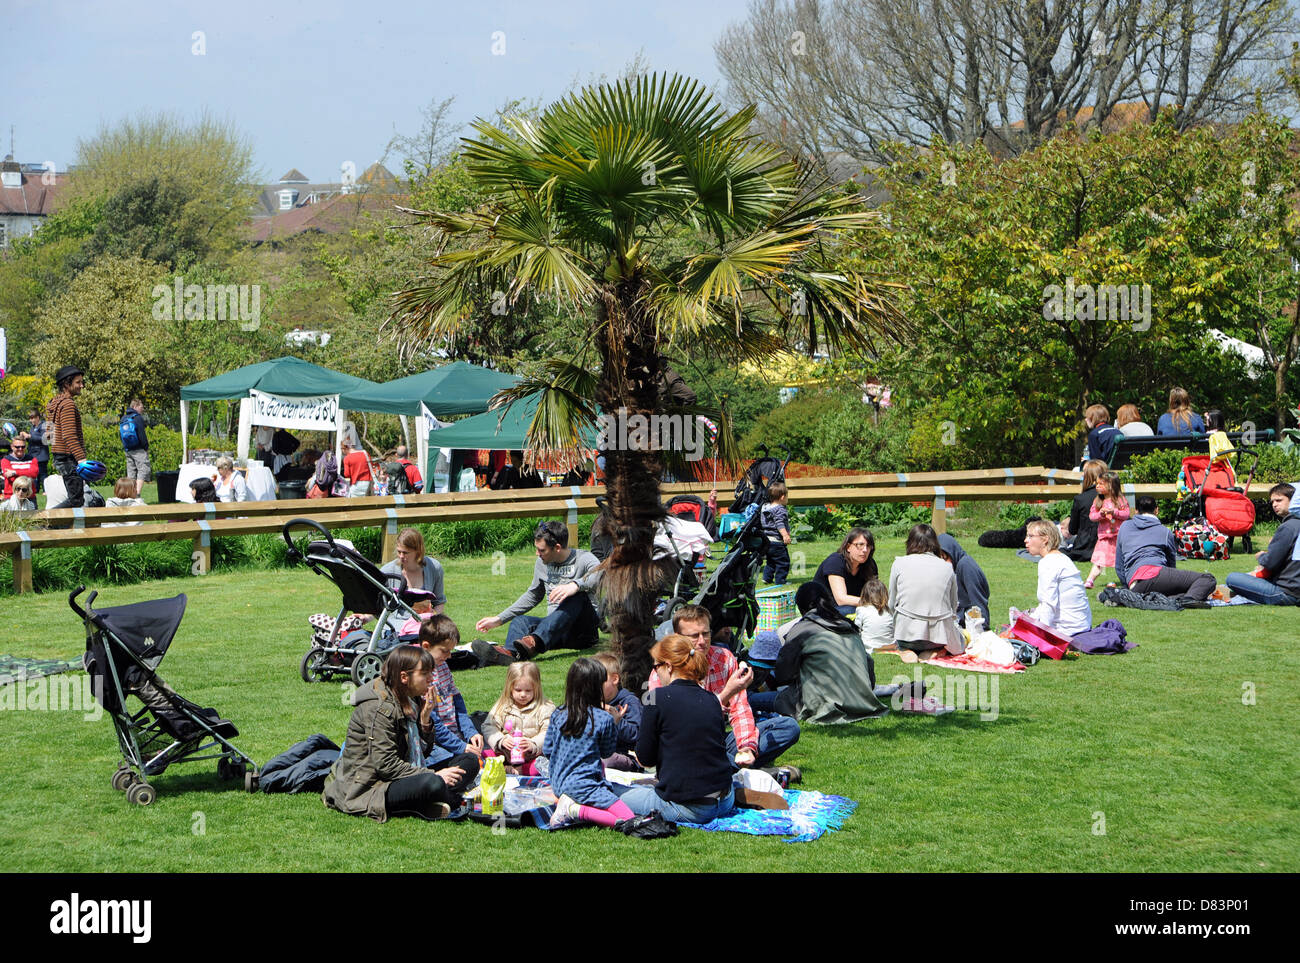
left=930, top=486, right=947, bottom=534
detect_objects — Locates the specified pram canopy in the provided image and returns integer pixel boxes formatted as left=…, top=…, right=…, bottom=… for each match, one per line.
left=89, top=594, right=187, bottom=664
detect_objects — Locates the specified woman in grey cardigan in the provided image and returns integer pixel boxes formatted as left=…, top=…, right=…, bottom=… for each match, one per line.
left=887, top=524, right=963, bottom=663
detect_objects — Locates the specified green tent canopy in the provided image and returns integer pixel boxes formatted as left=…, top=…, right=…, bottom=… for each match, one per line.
left=338, top=361, right=519, bottom=416
left=178, top=357, right=379, bottom=465
left=425, top=392, right=600, bottom=451
left=180, top=356, right=377, bottom=400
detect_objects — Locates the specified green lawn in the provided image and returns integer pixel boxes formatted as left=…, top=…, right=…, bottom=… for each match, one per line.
left=1, top=520, right=1296, bottom=872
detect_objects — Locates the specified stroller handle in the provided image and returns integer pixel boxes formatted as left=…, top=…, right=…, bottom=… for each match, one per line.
left=68, top=585, right=98, bottom=619
left=282, top=517, right=336, bottom=555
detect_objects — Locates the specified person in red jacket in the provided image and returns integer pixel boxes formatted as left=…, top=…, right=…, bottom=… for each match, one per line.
left=1, top=437, right=39, bottom=498
left=341, top=442, right=373, bottom=496
left=393, top=445, right=423, bottom=492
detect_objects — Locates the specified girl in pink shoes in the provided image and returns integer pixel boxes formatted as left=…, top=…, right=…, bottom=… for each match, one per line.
left=1086, top=471, right=1130, bottom=588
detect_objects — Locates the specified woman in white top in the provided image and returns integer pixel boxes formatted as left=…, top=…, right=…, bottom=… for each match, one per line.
left=0, top=476, right=36, bottom=511
left=1115, top=403, right=1154, bottom=437
left=888, top=524, right=963, bottom=662
left=1021, top=519, right=1092, bottom=636
left=214, top=456, right=249, bottom=503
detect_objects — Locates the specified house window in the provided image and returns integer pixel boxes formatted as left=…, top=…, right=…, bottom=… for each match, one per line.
left=0, top=221, right=7, bottom=248
left=278, top=190, right=296, bottom=210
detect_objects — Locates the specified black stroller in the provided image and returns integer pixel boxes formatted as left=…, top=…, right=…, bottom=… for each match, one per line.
left=661, top=449, right=790, bottom=647
left=284, top=518, right=433, bottom=686
left=71, top=585, right=259, bottom=806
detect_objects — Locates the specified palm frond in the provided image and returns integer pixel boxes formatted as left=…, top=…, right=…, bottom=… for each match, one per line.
left=491, top=359, right=601, bottom=469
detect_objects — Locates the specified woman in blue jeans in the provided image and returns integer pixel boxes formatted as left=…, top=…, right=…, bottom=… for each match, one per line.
left=618, top=634, right=737, bottom=824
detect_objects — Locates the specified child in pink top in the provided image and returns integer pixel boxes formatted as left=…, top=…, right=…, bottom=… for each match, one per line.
left=1086, top=471, right=1131, bottom=588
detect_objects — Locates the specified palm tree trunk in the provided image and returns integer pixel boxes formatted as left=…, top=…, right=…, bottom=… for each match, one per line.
left=595, top=279, right=671, bottom=694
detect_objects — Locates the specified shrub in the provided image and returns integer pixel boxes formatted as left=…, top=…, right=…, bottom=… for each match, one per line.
left=807, top=399, right=912, bottom=472
left=995, top=500, right=1072, bottom=527
left=82, top=423, right=229, bottom=482
left=740, top=391, right=853, bottom=463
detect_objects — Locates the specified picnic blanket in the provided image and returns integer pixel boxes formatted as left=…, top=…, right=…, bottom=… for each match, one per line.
left=924, top=653, right=1025, bottom=674
left=693, top=789, right=858, bottom=843
left=0, top=654, right=84, bottom=687
left=482, top=776, right=853, bottom=841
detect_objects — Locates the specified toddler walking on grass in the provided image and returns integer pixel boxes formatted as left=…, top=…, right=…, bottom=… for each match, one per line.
left=1086, top=471, right=1130, bottom=588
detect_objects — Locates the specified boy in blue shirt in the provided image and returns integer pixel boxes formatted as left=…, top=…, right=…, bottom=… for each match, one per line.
left=593, top=651, right=642, bottom=771
left=760, top=482, right=792, bottom=584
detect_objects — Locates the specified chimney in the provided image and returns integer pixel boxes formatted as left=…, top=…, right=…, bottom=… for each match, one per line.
left=0, top=155, right=20, bottom=189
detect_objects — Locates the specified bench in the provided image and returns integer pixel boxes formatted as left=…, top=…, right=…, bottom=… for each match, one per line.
left=1107, top=430, right=1275, bottom=469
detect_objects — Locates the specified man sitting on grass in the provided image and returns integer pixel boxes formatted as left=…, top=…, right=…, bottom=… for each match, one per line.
left=1226, top=483, right=1300, bottom=605
left=472, top=521, right=602, bottom=664
left=649, top=604, right=800, bottom=774
left=1115, top=495, right=1216, bottom=604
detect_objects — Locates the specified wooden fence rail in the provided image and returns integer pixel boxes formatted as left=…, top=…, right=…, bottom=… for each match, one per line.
left=1, top=473, right=1173, bottom=595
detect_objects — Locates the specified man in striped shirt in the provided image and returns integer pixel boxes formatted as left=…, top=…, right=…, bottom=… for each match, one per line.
left=649, top=604, right=800, bottom=769
left=46, top=365, right=87, bottom=508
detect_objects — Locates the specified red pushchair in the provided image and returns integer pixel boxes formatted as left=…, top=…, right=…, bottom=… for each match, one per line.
left=1174, top=445, right=1260, bottom=556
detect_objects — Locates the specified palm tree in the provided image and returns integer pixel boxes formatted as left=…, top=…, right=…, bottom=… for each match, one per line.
left=389, top=74, right=906, bottom=688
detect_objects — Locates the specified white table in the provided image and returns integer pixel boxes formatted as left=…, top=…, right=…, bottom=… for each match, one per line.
left=175, top=463, right=277, bottom=503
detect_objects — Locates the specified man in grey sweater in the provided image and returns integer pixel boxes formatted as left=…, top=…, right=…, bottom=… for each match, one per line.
left=473, top=521, right=602, bottom=664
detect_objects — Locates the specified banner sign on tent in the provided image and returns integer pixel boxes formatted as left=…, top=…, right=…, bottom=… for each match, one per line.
left=249, top=389, right=339, bottom=431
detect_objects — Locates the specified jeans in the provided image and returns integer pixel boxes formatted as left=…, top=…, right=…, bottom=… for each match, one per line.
left=1130, top=567, right=1216, bottom=603
left=763, top=540, right=790, bottom=584
left=616, top=784, right=736, bottom=824
left=52, top=453, right=84, bottom=508
left=505, top=594, right=599, bottom=655
left=725, top=712, right=799, bottom=767
left=1225, top=572, right=1300, bottom=605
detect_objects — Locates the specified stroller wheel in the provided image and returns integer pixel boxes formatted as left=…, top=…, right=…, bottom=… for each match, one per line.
left=351, top=652, right=383, bottom=687
left=127, top=782, right=156, bottom=806
left=245, top=769, right=259, bottom=793
left=111, top=767, right=137, bottom=792
left=300, top=646, right=329, bottom=683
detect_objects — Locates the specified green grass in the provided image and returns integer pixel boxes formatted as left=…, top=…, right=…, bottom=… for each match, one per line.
left=1, top=525, right=1296, bottom=872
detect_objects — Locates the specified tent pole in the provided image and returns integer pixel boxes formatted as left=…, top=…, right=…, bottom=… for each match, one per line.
left=180, top=400, right=190, bottom=463
left=334, top=402, right=345, bottom=465
left=237, top=397, right=253, bottom=463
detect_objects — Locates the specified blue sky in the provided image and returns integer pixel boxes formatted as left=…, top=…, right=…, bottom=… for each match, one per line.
left=9, top=0, right=755, bottom=183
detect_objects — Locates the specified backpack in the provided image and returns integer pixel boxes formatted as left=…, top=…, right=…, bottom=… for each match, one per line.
left=118, top=412, right=142, bottom=450
left=313, top=451, right=340, bottom=494
left=384, top=461, right=414, bottom=495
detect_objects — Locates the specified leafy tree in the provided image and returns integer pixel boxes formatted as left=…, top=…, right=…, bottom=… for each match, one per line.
left=69, top=175, right=213, bottom=272
left=31, top=255, right=171, bottom=414
left=860, top=112, right=1284, bottom=466
left=388, top=74, right=906, bottom=686
left=63, top=111, right=259, bottom=258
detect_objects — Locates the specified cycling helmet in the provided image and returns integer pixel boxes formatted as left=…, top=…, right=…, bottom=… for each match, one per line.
left=76, top=459, right=107, bottom=482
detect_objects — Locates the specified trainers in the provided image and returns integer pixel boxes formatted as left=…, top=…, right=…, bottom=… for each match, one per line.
left=549, top=794, right=579, bottom=829
left=471, top=639, right=516, bottom=667
left=897, top=696, right=955, bottom=716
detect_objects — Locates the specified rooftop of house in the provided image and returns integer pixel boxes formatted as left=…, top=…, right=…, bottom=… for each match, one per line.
left=0, top=155, right=66, bottom=217
left=248, top=189, right=411, bottom=243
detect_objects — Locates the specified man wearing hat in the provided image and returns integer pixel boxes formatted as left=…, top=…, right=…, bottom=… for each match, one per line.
left=47, top=365, right=88, bottom=508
